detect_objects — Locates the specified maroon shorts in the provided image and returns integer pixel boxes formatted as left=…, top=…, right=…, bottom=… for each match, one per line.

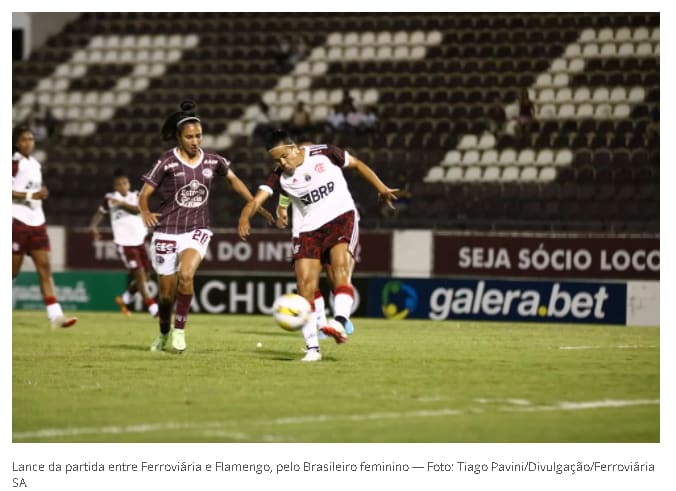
left=12, top=218, right=50, bottom=255
left=117, top=243, right=152, bottom=272
left=293, top=210, right=359, bottom=263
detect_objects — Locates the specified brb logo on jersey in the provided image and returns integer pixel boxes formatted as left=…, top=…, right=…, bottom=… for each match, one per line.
left=176, top=180, right=208, bottom=208
left=300, top=181, right=335, bottom=205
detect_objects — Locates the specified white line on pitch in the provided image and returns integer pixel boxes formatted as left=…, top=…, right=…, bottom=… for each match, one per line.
left=13, top=399, right=659, bottom=440
left=559, top=345, right=658, bottom=350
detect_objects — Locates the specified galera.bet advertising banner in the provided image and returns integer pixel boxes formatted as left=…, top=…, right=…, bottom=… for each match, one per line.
left=369, top=277, right=627, bottom=325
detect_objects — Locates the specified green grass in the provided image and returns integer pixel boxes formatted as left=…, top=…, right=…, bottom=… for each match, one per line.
left=12, top=311, right=659, bottom=443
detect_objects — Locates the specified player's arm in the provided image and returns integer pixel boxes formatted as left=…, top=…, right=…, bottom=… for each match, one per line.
left=12, top=186, right=49, bottom=201
left=88, top=209, right=105, bottom=241
left=238, top=188, right=271, bottom=240
left=226, top=169, right=274, bottom=224
left=346, top=154, right=399, bottom=210
left=110, top=200, right=140, bottom=214
left=138, top=183, right=161, bottom=227
left=276, top=194, right=291, bottom=228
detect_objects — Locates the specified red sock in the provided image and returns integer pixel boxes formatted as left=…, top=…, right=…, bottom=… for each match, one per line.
left=174, top=292, right=192, bottom=329
left=44, top=296, right=57, bottom=306
left=144, top=298, right=157, bottom=307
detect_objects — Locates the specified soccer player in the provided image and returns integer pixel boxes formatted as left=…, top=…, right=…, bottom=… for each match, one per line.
left=238, top=129, right=397, bottom=361
left=276, top=189, right=356, bottom=338
left=12, top=126, right=77, bottom=328
left=88, top=169, right=158, bottom=318
left=139, top=101, right=272, bottom=353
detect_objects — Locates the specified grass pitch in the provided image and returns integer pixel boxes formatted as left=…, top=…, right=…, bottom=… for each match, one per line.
left=12, top=311, right=659, bottom=443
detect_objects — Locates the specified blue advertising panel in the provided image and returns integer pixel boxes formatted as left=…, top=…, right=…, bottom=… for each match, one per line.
left=369, top=278, right=627, bottom=325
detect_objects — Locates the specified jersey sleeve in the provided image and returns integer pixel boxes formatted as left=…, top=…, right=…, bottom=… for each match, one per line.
left=311, top=144, right=349, bottom=168
left=259, top=167, right=282, bottom=196
left=99, top=194, right=112, bottom=214
left=142, top=157, right=167, bottom=187
left=215, top=154, right=230, bottom=176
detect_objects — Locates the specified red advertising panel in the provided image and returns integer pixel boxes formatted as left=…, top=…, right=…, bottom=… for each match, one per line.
left=66, top=229, right=392, bottom=274
left=433, top=234, right=659, bottom=280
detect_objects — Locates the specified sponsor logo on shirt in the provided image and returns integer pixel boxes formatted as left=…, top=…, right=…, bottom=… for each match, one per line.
left=175, top=180, right=208, bottom=208
left=300, top=181, right=335, bottom=205
left=202, top=168, right=213, bottom=178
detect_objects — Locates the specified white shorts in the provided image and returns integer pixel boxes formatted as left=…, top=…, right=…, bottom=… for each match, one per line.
left=150, top=229, right=212, bottom=276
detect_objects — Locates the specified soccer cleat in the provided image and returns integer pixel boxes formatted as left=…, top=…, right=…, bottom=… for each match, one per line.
left=320, top=322, right=348, bottom=344
left=171, top=329, right=186, bottom=352
left=301, top=348, right=322, bottom=362
left=115, top=296, right=131, bottom=317
left=51, top=315, right=78, bottom=329
left=343, top=318, right=354, bottom=335
left=150, top=333, right=169, bottom=352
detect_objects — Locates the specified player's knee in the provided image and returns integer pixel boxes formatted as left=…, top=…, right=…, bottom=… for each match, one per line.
left=177, top=270, right=194, bottom=289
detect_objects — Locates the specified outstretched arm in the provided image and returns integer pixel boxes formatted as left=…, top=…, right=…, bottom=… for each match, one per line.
left=346, top=155, right=399, bottom=210
left=238, top=189, right=271, bottom=240
left=227, top=170, right=274, bottom=224
left=88, top=209, right=105, bottom=241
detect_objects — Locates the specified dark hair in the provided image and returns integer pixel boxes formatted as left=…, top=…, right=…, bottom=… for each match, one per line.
left=161, top=100, right=201, bottom=142
left=12, top=125, right=31, bottom=153
left=113, top=168, right=127, bottom=179
left=264, top=129, right=295, bottom=150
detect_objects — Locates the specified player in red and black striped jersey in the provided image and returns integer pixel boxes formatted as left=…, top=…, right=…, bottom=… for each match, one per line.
left=239, top=130, right=398, bottom=361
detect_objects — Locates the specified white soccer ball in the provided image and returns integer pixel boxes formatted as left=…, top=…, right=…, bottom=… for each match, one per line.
left=272, top=293, right=312, bottom=331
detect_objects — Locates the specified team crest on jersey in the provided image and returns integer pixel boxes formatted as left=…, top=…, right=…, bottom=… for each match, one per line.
left=202, top=168, right=213, bottom=178
left=175, top=179, right=208, bottom=208
left=314, top=163, right=325, bottom=173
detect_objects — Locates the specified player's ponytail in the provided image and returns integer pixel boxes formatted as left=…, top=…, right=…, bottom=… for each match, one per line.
left=161, top=100, right=201, bottom=142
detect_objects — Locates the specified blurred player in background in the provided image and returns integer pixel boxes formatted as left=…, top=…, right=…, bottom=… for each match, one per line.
left=139, top=101, right=272, bottom=353
left=88, top=168, right=158, bottom=318
left=12, top=125, right=77, bottom=328
left=239, top=129, right=397, bottom=362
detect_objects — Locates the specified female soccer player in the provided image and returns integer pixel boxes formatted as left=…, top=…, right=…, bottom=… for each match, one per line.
left=12, top=125, right=77, bottom=328
left=139, top=101, right=272, bottom=353
left=239, top=130, right=397, bottom=361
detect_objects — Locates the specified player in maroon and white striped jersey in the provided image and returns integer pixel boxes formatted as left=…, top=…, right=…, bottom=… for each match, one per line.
left=239, top=130, right=398, bottom=362
left=139, top=101, right=272, bottom=353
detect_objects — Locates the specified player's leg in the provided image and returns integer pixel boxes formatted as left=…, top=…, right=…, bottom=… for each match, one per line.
left=295, top=257, right=323, bottom=360
left=150, top=273, right=177, bottom=352
left=170, top=247, right=204, bottom=352
left=135, top=268, right=158, bottom=317
left=128, top=245, right=158, bottom=317
left=149, top=232, right=179, bottom=351
left=321, top=242, right=353, bottom=340
left=31, top=249, right=77, bottom=328
left=12, top=253, right=24, bottom=279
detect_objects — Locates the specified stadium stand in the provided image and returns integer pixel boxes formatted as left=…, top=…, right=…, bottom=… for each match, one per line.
left=12, top=12, right=659, bottom=232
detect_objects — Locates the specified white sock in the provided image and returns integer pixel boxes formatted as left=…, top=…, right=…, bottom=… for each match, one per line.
left=314, top=293, right=327, bottom=327
left=333, top=286, right=354, bottom=320
left=121, top=291, right=133, bottom=304
left=301, top=310, right=319, bottom=350
left=46, top=302, right=64, bottom=321
left=148, top=303, right=159, bottom=317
